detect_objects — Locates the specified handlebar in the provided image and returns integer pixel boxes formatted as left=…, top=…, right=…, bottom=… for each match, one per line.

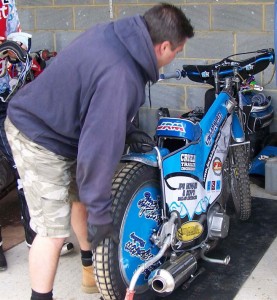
left=159, top=48, right=275, bottom=86
left=30, top=49, right=57, bottom=61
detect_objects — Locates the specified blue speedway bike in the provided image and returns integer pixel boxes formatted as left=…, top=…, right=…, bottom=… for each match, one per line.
left=94, top=48, right=275, bottom=300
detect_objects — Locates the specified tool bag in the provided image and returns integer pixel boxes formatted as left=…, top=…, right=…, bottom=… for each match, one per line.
left=242, top=91, right=274, bottom=133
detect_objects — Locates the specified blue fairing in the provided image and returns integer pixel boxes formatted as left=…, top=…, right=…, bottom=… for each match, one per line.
left=120, top=183, right=162, bottom=289
left=161, top=91, right=233, bottom=220
left=163, top=91, right=231, bottom=180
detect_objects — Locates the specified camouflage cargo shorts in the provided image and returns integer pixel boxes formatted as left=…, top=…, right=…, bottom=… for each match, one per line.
left=5, top=117, right=78, bottom=238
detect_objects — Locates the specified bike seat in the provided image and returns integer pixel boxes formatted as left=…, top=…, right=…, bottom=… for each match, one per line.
left=156, top=117, right=201, bottom=141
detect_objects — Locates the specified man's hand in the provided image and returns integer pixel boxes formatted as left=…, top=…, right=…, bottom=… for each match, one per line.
left=126, top=129, right=155, bottom=153
left=87, top=223, right=119, bottom=250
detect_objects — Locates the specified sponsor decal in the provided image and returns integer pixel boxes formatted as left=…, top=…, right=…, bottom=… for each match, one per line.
left=212, top=157, right=222, bottom=175
left=124, top=231, right=163, bottom=280
left=180, top=153, right=196, bottom=171
left=245, top=64, right=254, bottom=71
left=203, top=122, right=224, bottom=182
left=212, top=181, right=216, bottom=190
left=169, top=195, right=210, bottom=220
left=137, top=192, right=161, bottom=224
left=258, top=155, right=270, bottom=161
left=201, top=71, right=210, bottom=78
left=205, top=112, right=222, bottom=146
left=177, top=181, right=198, bottom=201
left=176, top=221, right=204, bottom=242
left=207, top=180, right=221, bottom=191
left=157, top=121, right=185, bottom=132
left=142, top=261, right=162, bottom=279
left=124, top=232, right=153, bottom=261
left=203, top=117, right=230, bottom=182
left=0, top=1, right=8, bottom=19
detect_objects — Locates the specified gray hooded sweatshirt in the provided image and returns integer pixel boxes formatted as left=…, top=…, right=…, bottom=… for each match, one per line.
left=7, top=15, right=159, bottom=225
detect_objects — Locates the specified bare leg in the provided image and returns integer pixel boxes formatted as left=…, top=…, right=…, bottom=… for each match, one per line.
left=29, top=235, right=65, bottom=292
left=71, top=201, right=91, bottom=251
left=71, top=202, right=98, bottom=293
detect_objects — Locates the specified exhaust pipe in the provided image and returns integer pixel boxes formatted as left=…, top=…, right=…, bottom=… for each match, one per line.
left=148, top=252, right=197, bottom=296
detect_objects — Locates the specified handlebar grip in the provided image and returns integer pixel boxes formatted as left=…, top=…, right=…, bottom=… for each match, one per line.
left=159, top=69, right=183, bottom=80
left=0, top=40, right=28, bottom=62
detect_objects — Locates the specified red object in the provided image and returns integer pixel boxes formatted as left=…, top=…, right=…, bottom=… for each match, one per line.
left=124, top=289, right=135, bottom=300
left=31, top=50, right=57, bottom=77
left=40, top=49, right=57, bottom=61
left=8, top=48, right=57, bottom=79
left=31, top=58, right=43, bottom=77
left=0, top=2, right=9, bottom=38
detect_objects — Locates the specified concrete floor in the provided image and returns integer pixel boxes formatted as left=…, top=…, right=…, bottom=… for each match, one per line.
left=0, top=184, right=276, bottom=300
left=234, top=184, right=277, bottom=300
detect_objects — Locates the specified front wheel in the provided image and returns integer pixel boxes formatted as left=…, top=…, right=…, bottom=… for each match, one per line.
left=229, top=144, right=251, bottom=220
left=94, top=162, right=162, bottom=300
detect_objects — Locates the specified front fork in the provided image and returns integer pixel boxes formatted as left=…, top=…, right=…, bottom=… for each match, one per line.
left=154, top=146, right=168, bottom=222
left=231, top=102, right=251, bottom=165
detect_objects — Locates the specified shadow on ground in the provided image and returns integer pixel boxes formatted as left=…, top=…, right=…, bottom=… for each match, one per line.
left=0, top=188, right=24, bottom=251
left=158, top=197, right=277, bottom=300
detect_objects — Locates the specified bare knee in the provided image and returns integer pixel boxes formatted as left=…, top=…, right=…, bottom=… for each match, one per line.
left=51, top=237, right=66, bottom=250
left=32, top=235, right=66, bottom=252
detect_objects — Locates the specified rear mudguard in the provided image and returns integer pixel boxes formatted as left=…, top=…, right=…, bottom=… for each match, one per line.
left=121, top=148, right=170, bottom=167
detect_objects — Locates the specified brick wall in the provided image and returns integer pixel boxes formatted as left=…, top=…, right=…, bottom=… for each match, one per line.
left=17, top=0, right=276, bottom=135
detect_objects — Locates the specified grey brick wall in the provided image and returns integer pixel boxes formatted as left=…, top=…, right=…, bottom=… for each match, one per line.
left=17, top=0, right=276, bottom=135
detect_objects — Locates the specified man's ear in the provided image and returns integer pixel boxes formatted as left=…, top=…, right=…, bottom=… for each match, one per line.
left=161, top=41, right=171, bottom=54
left=154, top=41, right=171, bottom=69
left=154, top=41, right=171, bottom=56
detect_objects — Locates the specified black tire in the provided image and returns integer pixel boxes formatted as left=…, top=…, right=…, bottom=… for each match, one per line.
left=229, top=144, right=251, bottom=220
left=94, top=162, right=161, bottom=300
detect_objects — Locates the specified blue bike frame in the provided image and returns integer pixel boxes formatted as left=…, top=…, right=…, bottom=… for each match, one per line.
left=118, top=49, right=274, bottom=298
left=122, top=90, right=240, bottom=224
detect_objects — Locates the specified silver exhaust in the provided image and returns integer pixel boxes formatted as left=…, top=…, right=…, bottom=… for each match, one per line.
left=148, top=252, right=197, bottom=296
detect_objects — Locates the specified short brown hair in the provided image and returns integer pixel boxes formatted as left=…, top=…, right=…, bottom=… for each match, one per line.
left=143, top=3, right=194, bottom=49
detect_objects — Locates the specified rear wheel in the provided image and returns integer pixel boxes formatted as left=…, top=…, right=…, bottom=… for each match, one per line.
left=229, top=144, right=251, bottom=220
left=94, top=162, right=162, bottom=300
